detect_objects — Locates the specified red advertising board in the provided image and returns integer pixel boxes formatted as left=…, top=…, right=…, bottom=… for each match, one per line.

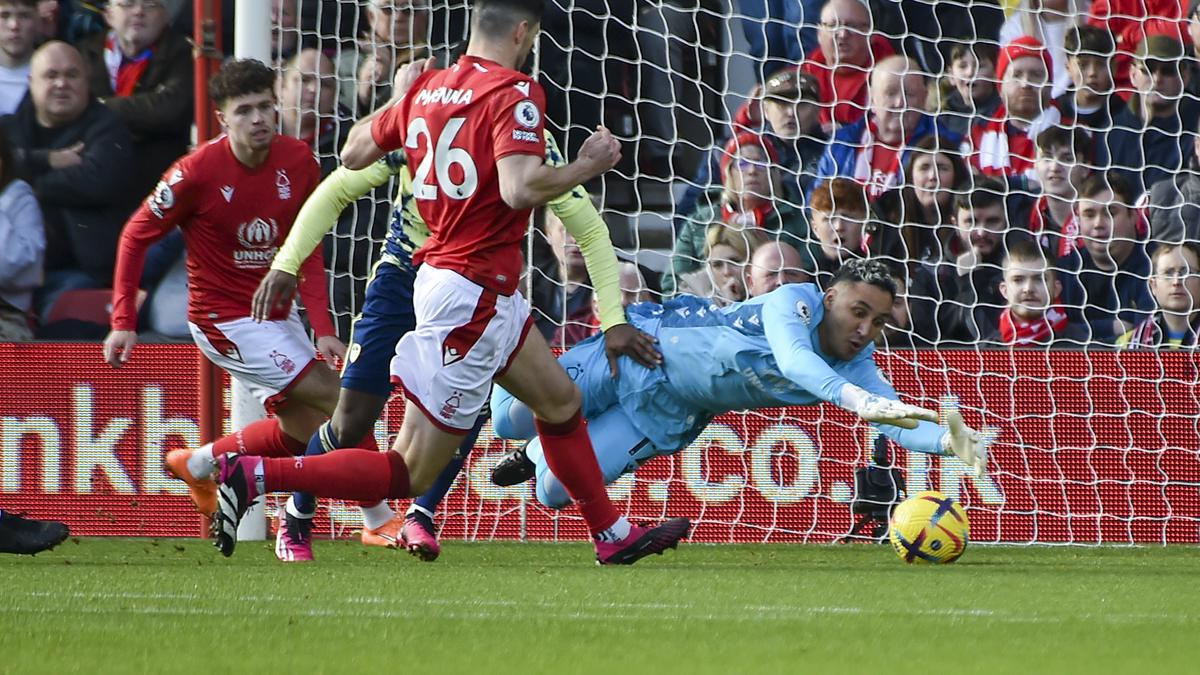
left=1, top=343, right=1197, bottom=543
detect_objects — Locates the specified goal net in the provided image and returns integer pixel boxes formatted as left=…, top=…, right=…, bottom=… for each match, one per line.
left=274, top=0, right=1200, bottom=545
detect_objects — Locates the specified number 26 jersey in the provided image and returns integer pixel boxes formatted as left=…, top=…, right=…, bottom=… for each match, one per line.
left=371, top=55, right=546, bottom=296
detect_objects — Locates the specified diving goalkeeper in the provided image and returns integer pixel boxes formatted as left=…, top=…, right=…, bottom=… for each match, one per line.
left=490, top=259, right=991, bottom=508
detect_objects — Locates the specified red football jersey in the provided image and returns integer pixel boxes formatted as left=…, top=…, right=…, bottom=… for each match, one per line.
left=371, top=55, right=546, bottom=295
left=111, top=135, right=332, bottom=337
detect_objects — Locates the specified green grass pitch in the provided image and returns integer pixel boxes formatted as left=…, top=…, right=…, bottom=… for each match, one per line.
left=1, top=538, right=1194, bottom=674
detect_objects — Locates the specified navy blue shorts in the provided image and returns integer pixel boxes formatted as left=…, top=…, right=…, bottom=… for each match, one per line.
left=339, top=256, right=417, bottom=397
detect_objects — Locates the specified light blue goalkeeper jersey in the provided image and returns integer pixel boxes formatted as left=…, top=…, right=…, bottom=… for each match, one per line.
left=564, top=283, right=947, bottom=455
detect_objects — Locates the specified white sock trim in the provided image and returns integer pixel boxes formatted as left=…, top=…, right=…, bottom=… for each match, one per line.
left=285, top=496, right=315, bottom=520
left=360, top=502, right=395, bottom=531
left=187, top=443, right=215, bottom=479
left=406, top=504, right=434, bottom=519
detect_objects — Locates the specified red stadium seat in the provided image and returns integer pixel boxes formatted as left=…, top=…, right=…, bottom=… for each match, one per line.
left=44, top=289, right=146, bottom=327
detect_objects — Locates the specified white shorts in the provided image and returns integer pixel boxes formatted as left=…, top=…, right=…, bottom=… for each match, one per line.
left=391, top=265, right=533, bottom=433
left=189, top=310, right=317, bottom=413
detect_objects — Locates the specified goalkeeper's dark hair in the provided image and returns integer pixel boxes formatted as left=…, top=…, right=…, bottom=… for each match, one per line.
left=472, top=0, right=543, bottom=39
left=830, top=259, right=897, bottom=299
left=209, top=59, right=276, bottom=109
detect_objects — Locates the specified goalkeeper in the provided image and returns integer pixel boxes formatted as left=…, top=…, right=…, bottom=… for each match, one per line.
left=491, top=259, right=991, bottom=508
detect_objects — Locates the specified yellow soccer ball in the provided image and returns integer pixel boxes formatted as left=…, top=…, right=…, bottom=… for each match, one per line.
left=888, top=490, right=969, bottom=564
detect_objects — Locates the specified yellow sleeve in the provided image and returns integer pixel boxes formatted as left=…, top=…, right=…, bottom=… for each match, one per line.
left=543, top=131, right=627, bottom=332
left=1115, top=330, right=1134, bottom=349
left=272, top=158, right=394, bottom=274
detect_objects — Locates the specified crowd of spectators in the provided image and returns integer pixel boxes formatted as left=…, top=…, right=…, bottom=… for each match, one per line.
left=1, top=0, right=1198, bottom=354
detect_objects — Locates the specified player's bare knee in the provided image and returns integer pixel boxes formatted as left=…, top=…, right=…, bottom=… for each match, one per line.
left=530, top=381, right=582, bottom=425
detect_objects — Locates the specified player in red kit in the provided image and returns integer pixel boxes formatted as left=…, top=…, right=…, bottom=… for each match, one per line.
left=102, top=60, right=356, bottom=545
left=210, top=0, right=689, bottom=565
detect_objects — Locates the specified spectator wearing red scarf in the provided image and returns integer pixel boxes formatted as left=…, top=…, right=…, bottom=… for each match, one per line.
left=662, top=133, right=810, bottom=296
left=78, top=0, right=192, bottom=199
left=982, top=239, right=1089, bottom=348
left=966, top=36, right=1067, bottom=183
left=800, top=0, right=896, bottom=131
left=1011, top=125, right=1091, bottom=259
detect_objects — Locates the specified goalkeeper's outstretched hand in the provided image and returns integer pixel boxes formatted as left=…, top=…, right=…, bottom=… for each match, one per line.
left=942, top=410, right=991, bottom=477
left=842, top=385, right=938, bottom=429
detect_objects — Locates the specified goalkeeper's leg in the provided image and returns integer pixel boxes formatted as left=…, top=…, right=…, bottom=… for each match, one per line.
left=526, top=405, right=651, bottom=509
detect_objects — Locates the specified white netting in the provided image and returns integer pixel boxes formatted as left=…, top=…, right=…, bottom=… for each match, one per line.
left=270, top=0, right=1200, bottom=544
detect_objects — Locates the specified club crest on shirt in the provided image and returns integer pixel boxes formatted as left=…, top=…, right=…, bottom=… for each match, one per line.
left=876, top=367, right=892, bottom=386
left=795, top=300, right=811, bottom=325
left=514, top=100, right=540, bottom=129
left=276, top=169, right=291, bottom=200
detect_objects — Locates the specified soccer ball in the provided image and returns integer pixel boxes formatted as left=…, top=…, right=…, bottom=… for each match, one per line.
left=888, top=490, right=969, bottom=564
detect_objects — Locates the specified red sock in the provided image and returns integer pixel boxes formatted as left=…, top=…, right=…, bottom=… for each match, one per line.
left=261, top=450, right=410, bottom=501
left=535, top=409, right=620, bottom=536
left=212, top=418, right=306, bottom=458
left=354, top=434, right=381, bottom=508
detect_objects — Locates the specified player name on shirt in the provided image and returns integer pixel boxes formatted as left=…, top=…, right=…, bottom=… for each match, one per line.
left=414, top=86, right=475, bottom=106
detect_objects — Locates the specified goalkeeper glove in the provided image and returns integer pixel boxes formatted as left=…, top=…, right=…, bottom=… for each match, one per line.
left=941, top=410, right=991, bottom=478
left=840, top=384, right=938, bottom=430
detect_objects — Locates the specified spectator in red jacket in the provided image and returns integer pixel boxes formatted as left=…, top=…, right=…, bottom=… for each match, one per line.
left=800, top=0, right=895, bottom=131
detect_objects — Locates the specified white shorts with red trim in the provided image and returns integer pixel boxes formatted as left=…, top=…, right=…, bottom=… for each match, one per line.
left=188, top=310, right=317, bottom=413
left=391, top=265, right=533, bottom=433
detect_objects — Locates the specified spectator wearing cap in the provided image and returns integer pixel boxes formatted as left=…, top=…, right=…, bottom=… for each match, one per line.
left=814, top=56, right=957, bottom=201
left=999, top=0, right=1084, bottom=100
left=1056, top=25, right=1142, bottom=189
left=1118, top=242, right=1200, bottom=349
left=1147, top=105, right=1200, bottom=245
left=938, top=42, right=1002, bottom=138
left=758, top=67, right=827, bottom=198
left=965, top=35, right=1066, bottom=183
left=1057, top=171, right=1155, bottom=343
left=1088, top=0, right=1187, bottom=94
left=800, top=0, right=896, bottom=131
left=662, top=133, right=809, bottom=296
left=1128, top=34, right=1198, bottom=192
left=672, top=69, right=819, bottom=238
left=78, top=0, right=193, bottom=200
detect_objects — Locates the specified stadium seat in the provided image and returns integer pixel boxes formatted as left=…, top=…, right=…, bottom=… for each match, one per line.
left=40, top=289, right=146, bottom=339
